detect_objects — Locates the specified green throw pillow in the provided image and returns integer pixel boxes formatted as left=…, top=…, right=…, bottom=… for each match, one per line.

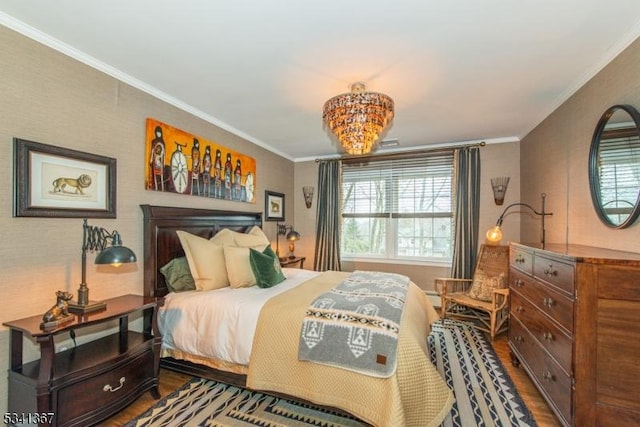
left=160, top=256, right=196, bottom=292
left=249, top=245, right=286, bottom=288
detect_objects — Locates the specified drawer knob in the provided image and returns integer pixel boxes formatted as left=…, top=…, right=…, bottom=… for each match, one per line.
left=514, top=335, right=524, bottom=343
left=515, top=256, right=525, bottom=264
left=103, top=376, right=126, bottom=393
left=542, top=371, right=555, bottom=382
left=544, top=266, right=558, bottom=277
left=543, top=297, right=555, bottom=308
left=542, top=332, right=554, bottom=342
left=514, top=279, right=524, bottom=287
left=516, top=306, right=524, bottom=313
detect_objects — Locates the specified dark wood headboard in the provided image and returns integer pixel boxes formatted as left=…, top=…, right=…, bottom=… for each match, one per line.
left=141, top=205, right=263, bottom=298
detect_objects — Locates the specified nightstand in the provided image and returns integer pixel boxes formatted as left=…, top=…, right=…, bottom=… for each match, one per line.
left=280, top=256, right=306, bottom=269
left=3, top=294, right=162, bottom=427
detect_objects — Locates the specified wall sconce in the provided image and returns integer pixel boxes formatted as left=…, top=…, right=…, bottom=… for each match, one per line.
left=276, top=223, right=301, bottom=260
left=68, top=219, right=137, bottom=314
left=486, top=193, right=553, bottom=247
left=490, top=176, right=510, bottom=205
left=302, top=186, right=314, bottom=209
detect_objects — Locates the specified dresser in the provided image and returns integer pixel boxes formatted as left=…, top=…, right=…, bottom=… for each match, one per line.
left=508, top=243, right=640, bottom=427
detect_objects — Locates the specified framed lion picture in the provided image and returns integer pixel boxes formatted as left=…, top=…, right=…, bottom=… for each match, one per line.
left=13, top=138, right=116, bottom=218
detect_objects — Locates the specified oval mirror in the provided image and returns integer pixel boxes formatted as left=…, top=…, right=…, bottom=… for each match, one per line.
left=589, top=104, right=640, bottom=228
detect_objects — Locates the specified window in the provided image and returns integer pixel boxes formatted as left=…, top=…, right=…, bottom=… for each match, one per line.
left=341, top=152, right=454, bottom=262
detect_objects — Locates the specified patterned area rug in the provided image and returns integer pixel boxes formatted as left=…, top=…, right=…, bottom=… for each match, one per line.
left=126, top=320, right=536, bottom=427
left=430, top=319, right=536, bottom=427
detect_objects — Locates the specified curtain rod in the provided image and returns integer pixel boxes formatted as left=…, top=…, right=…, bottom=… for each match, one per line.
left=315, top=141, right=485, bottom=163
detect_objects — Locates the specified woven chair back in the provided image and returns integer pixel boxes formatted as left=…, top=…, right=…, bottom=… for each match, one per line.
left=474, top=245, right=510, bottom=278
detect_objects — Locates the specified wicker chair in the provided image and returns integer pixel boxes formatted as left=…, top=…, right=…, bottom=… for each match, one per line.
left=435, top=244, right=510, bottom=340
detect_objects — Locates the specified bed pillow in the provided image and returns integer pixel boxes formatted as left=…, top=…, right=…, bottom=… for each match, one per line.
left=467, top=269, right=506, bottom=301
left=159, top=256, right=196, bottom=293
left=210, top=228, right=236, bottom=246
left=223, top=244, right=269, bottom=288
left=250, top=245, right=286, bottom=288
left=176, top=230, right=229, bottom=291
left=232, top=226, right=270, bottom=247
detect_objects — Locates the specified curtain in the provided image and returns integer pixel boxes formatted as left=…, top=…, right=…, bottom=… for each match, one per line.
left=314, top=160, right=342, bottom=271
left=451, top=146, right=481, bottom=278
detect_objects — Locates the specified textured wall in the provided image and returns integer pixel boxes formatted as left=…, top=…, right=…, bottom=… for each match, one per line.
left=0, top=26, right=294, bottom=412
left=520, top=37, right=640, bottom=252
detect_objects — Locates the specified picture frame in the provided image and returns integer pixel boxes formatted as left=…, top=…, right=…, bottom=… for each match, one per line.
left=14, top=138, right=116, bottom=218
left=264, top=190, right=285, bottom=222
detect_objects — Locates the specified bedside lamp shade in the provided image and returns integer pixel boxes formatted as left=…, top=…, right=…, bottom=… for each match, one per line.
left=94, top=232, right=136, bottom=266
left=286, top=229, right=300, bottom=242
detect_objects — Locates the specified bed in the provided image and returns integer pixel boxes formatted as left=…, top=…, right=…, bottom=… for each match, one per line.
left=141, top=204, right=453, bottom=427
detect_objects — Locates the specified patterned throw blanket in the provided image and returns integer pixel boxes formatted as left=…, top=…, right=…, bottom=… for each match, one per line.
left=298, top=270, right=410, bottom=377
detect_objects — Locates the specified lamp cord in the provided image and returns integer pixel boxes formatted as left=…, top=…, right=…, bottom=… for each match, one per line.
left=70, top=329, right=77, bottom=348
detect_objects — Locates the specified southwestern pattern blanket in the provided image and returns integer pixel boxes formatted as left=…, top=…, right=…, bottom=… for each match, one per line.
left=298, top=271, right=410, bottom=377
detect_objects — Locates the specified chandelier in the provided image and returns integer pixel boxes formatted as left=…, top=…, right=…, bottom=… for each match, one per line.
left=322, top=82, right=394, bottom=155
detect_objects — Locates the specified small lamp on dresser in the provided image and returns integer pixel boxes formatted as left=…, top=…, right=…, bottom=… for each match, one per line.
left=486, top=193, right=553, bottom=247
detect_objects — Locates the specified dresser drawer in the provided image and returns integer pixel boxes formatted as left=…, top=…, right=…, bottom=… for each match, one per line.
left=510, top=247, right=533, bottom=275
left=510, top=268, right=533, bottom=291
left=510, top=268, right=574, bottom=333
left=534, top=254, right=575, bottom=295
left=57, top=349, right=155, bottom=425
left=510, top=317, right=572, bottom=425
left=511, top=291, right=572, bottom=375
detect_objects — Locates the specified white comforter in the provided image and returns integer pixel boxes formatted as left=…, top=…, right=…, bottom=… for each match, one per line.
left=158, top=268, right=320, bottom=365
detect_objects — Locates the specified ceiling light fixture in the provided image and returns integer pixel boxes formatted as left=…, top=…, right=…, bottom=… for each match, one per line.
left=322, top=82, right=394, bottom=155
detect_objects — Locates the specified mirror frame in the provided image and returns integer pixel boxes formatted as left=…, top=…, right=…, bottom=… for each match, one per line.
left=589, top=104, right=640, bottom=229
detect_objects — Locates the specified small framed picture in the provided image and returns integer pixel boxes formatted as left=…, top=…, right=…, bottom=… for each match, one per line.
left=265, top=190, right=285, bottom=222
left=14, top=138, right=117, bottom=218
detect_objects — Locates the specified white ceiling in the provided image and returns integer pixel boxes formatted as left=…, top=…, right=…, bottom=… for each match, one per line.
left=2, top=1, right=640, bottom=161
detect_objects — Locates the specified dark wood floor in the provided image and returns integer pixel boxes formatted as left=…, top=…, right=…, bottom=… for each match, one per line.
left=101, top=333, right=561, bottom=426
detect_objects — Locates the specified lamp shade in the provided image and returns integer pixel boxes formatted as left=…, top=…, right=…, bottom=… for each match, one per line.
left=286, top=229, right=300, bottom=241
left=95, top=232, right=136, bottom=265
left=95, top=245, right=137, bottom=265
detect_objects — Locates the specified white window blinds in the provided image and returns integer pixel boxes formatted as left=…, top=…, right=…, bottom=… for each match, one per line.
left=342, top=153, right=454, bottom=218
left=341, top=152, right=454, bottom=260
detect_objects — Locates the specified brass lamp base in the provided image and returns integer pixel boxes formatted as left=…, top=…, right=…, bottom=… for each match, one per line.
left=68, top=300, right=107, bottom=314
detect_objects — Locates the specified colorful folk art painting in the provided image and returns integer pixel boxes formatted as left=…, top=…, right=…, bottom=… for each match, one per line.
left=145, top=118, right=256, bottom=203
